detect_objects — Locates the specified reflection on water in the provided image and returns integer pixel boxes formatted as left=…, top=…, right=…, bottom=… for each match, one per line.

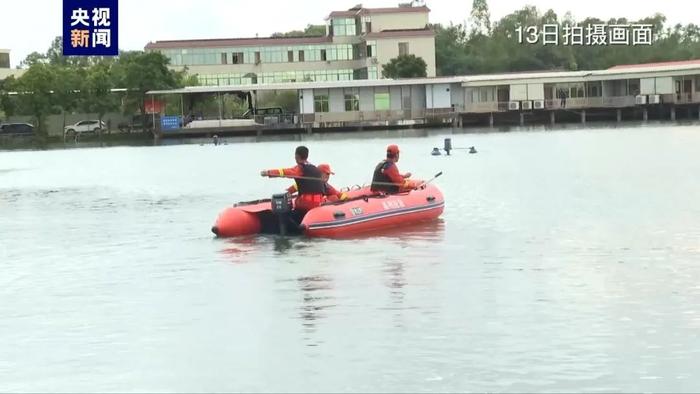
left=297, top=275, right=336, bottom=346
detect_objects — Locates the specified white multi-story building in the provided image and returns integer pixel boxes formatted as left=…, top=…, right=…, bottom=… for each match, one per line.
left=144, top=3, right=436, bottom=86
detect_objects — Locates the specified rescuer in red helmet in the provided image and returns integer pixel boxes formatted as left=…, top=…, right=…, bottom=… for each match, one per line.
left=287, top=163, right=348, bottom=202
left=370, top=144, right=417, bottom=193
left=260, top=145, right=325, bottom=212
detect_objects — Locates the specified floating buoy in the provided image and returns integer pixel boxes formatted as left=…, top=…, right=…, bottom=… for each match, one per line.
left=469, top=146, right=477, bottom=154
left=431, top=147, right=441, bottom=156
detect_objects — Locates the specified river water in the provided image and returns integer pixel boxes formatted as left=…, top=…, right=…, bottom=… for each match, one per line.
left=2, top=124, right=700, bottom=392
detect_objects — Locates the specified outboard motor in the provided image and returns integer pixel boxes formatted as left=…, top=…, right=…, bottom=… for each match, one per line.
left=271, top=192, right=293, bottom=236
left=443, top=138, right=452, bottom=156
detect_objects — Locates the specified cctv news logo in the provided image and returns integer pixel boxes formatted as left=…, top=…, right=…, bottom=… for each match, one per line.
left=62, top=0, right=118, bottom=56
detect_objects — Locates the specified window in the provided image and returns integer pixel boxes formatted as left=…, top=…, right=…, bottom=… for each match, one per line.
left=220, top=53, right=228, bottom=64
left=332, top=18, right=357, bottom=36
left=320, top=49, right=327, bottom=61
left=344, top=89, right=360, bottom=111
left=232, top=52, right=243, bottom=64
left=586, top=82, right=602, bottom=97
left=366, top=41, right=377, bottom=58
left=361, top=16, right=372, bottom=33
left=398, top=42, right=409, bottom=56
left=0, top=52, right=10, bottom=68
left=314, top=94, right=329, bottom=112
left=298, top=50, right=305, bottom=62
left=374, top=92, right=390, bottom=110
left=368, top=66, right=378, bottom=80
left=288, top=51, right=294, bottom=62
left=255, top=51, right=261, bottom=64
left=480, top=88, right=488, bottom=102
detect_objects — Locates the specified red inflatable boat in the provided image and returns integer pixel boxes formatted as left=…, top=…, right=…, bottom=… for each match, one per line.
left=211, top=184, right=444, bottom=238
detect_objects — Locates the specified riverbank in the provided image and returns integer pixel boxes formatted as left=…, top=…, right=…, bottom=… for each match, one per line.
left=3, top=117, right=700, bottom=152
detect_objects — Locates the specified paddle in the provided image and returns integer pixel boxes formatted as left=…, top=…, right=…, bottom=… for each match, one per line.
left=416, top=171, right=443, bottom=189
left=262, top=172, right=443, bottom=190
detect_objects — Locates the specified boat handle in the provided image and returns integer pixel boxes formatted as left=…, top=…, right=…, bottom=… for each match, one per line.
left=333, top=211, right=346, bottom=219
left=426, top=196, right=436, bottom=202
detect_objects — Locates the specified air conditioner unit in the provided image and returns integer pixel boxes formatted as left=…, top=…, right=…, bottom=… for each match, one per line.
left=648, top=94, right=660, bottom=104
left=521, top=100, right=533, bottom=110
left=635, top=95, right=647, bottom=105
left=533, top=100, right=545, bottom=109
left=508, top=101, right=520, bottom=110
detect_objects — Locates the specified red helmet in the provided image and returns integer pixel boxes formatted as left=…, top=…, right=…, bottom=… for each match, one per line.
left=317, top=163, right=334, bottom=175
left=387, top=144, right=400, bottom=155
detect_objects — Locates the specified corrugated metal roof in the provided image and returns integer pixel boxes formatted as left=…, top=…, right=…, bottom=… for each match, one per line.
left=147, top=76, right=464, bottom=95
left=608, top=59, right=700, bottom=70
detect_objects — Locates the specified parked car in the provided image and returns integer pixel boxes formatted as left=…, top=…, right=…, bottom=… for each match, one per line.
left=117, top=114, right=160, bottom=133
left=64, top=120, right=106, bottom=135
left=0, top=122, right=35, bottom=135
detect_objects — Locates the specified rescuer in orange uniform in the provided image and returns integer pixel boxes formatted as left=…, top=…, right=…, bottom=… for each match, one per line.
left=370, top=144, right=418, bottom=193
left=260, top=146, right=326, bottom=213
left=287, top=163, right=348, bottom=202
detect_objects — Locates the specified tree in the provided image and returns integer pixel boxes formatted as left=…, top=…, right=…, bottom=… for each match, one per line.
left=14, top=63, right=57, bottom=137
left=81, top=63, right=118, bottom=133
left=272, top=24, right=326, bottom=37
left=469, top=0, right=491, bottom=37
left=0, top=76, right=18, bottom=118
left=112, top=51, right=180, bottom=135
left=382, top=55, right=428, bottom=78
left=20, top=52, right=47, bottom=68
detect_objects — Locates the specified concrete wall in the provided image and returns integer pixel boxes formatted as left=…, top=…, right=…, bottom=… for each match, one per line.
left=369, top=12, right=429, bottom=32
left=359, top=87, right=375, bottom=111
left=640, top=78, right=656, bottom=94
left=510, top=84, right=528, bottom=101
left=7, top=112, right=130, bottom=137
left=450, top=83, right=465, bottom=110
left=656, top=77, right=674, bottom=94
left=527, top=83, right=545, bottom=100
left=375, top=35, right=436, bottom=77
left=0, top=68, right=25, bottom=80
left=389, top=86, right=402, bottom=110
left=329, top=88, right=345, bottom=112
left=299, top=89, right=314, bottom=113
left=411, top=85, right=425, bottom=110
left=172, top=59, right=365, bottom=78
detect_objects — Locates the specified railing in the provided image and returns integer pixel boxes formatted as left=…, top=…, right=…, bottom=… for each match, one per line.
left=464, top=102, right=499, bottom=113
left=601, top=96, right=637, bottom=108
left=545, top=98, right=589, bottom=109
left=664, top=92, right=700, bottom=104
left=252, top=113, right=296, bottom=126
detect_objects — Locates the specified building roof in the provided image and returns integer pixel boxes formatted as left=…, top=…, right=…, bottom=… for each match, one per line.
left=328, top=5, right=430, bottom=18
left=145, top=35, right=330, bottom=50
left=364, top=6, right=430, bottom=14
left=365, top=28, right=434, bottom=39
left=147, top=76, right=465, bottom=95
left=608, top=59, right=700, bottom=70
